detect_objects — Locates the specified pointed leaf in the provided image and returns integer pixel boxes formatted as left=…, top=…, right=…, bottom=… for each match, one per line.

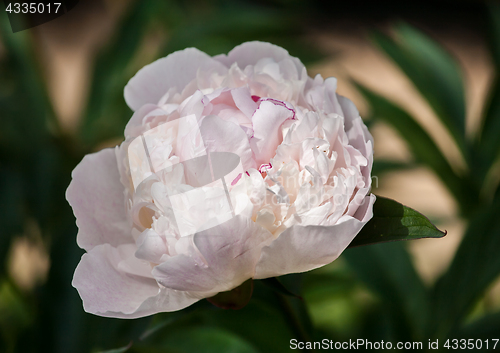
left=456, top=312, right=500, bottom=339
left=430, top=196, right=500, bottom=339
left=474, top=77, right=500, bottom=183
left=344, top=242, right=429, bottom=340
left=356, top=84, right=476, bottom=210
left=96, top=343, right=132, bottom=353
left=372, top=23, right=467, bottom=157
left=81, top=0, right=158, bottom=146
left=348, top=196, right=445, bottom=248
left=475, top=4, right=500, bottom=182
left=488, top=2, right=500, bottom=69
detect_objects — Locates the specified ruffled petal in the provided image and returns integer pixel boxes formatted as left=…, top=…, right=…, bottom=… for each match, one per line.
left=66, top=148, right=132, bottom=251
left=253, top=194, right=375, bottom=279
left=152, top=215, right=272, bottom=293
left=214, top=41, right=305, bottom=78
left=250, top=100, right=295, bottom=166
left=125, top=48, right=228, bottom=111
left=72, top=243, right=200, bottom=318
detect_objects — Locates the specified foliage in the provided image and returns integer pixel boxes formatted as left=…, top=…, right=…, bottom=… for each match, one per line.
left=351, top=3, right=500, bottom=346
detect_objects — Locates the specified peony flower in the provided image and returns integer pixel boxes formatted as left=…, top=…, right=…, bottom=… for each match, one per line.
left=68, top=41, right=375, bottom=318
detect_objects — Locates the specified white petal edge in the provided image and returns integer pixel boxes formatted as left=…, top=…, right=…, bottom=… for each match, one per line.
left=72, top=243, right=200, bottom=318
left=152, top=215, right=273, bottom=293
left=66, top=148, right=132, bottom=251
left=124, top=48, right=228, bottom=111
left=214, top=41, right=305, bottom=77
left=253, top=194, right=376, bottom=279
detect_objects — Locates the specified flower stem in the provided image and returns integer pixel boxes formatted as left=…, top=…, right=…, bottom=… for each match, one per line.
left=275, top=292, right=315, bottom=353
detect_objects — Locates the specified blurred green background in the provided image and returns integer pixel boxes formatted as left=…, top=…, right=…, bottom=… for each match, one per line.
left=1, top=0, right=500, bottom=352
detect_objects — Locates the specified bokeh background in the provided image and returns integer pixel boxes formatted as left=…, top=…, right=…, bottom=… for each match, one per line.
left=1, top=0, right=500, bottom=352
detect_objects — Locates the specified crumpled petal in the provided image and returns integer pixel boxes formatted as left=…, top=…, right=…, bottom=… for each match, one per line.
left=66, top=148, right=132, bottom=251
left=152, top=215, right=273, bottom=293
left=250, top=100, right=295, bottom=166
left=214, top=41, right=305, bottom=79
left=72, top=243, right=200, bottom=318
left=253, top=194, right=375, bottom=279
left=200, top=115, right=256, bottom=170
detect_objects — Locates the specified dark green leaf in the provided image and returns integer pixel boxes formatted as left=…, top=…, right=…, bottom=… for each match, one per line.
left=356, top=84, right=477, bottom=212
left=372, top=23, right=467, bottom=157
left=261, top=277, right=302, bottom=299
left=0, top=167, right=25, bottom=273
left=81, top=0, right=158, bottom=146
left=96, top=343, right=132, bottom=353
left=0, top=280, right=33, bottom=353
left=488, top=1, right=500, bottom=69
left=474, top=77, right=500, bottom=184
left=371, top=159, right=415, bottom=176
left=348, top=196, right=445, bottom=248
left=207, top=279, right=254, bottom=310
left=456, top=311, right=500, bottom=339
left=0, top=13, right=58, bottom=142
left=430, top=197, right=500, bottom=339
left=141, top=327, right=259, bottom=353
left=142, top=291, right=292, bottom=353
left=344, top=242, right=429, bottom=340
left=474, top=4, right=500, bottom=183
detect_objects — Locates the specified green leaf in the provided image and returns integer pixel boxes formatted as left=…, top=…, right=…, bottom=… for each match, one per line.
left=474, top=77, right=500, bottom=183
left=348, top=196, right=445, bottom=248
left=0, top=14, right=57, bottom=147
left=371, top=159, right=415, bottom=176
left=207, top=279, right=254, bottom=310
left=0, top=280, right=33, bottom=353
left=372, top=23, right=467, bottom=157
left=0, top=168, right=24, bottom=273
left=81, top=0, right=158, bottom=146
left=261, top=277, right=302, bottom=299
left=95, top=343, right=132, bottom=353
left=356, top=84, right=477, bottom=212
left=474, top=4, right=500, bottom=182
left=456, top=312, right=500, bottom=339
left=488, top=1, right=500, bottom=69
left=142, top=327, right=259, bottom=353
left=343, top=242, right=429, bottom=341
left=430, top=196, right=500, bottom=339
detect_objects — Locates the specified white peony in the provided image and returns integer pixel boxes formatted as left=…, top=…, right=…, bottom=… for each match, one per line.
left=67, top=41, right=375, bottom=318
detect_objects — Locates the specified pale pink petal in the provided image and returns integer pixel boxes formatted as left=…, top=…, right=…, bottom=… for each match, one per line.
left=200, top=115, right=256, bottom=170
left=254, top=194, right=375, bottom=279
left=152, top=215, right=272, bottom=293
left=66, top=148, right=132, bottom=251
left=231, top=86, right=258, bottom=118
left=124, top=48, right=228, bottom=111
left=72, top=243, right=200, bottom=318
left=214, top=41, right=305, bottom=77
left=250, top=100, right=294, bottom=166
left=135, top=229, right=168, bottom=263
left=337, top=94, right=361, bottom=132
left=124, top=104, right=159, bottom=138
